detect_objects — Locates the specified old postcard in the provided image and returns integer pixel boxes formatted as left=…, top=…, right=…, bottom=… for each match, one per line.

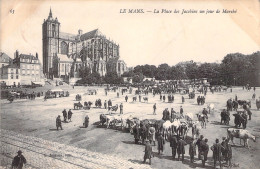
left=0, top=0, right=259, bottom=168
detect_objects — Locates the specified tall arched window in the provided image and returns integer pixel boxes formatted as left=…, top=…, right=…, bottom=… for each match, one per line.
left=61, top=41, right=68, bottom=55
left=52, top=24, right=56, bottom=37
left=118, top=63, right=121, bottom=72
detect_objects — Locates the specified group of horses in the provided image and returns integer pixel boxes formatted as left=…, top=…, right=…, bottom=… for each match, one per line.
left=227, top=99, right=251, bottom=112
left=74, top=100, right=93, bottom=110
left=98, top=111, right=201, bottom=143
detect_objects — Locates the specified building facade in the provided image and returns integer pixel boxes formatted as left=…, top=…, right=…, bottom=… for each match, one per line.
left=0, top=52, right=12, bottom=68
left=0, top=64, right=20, bottom=86
left=13, top=51, right=44, bottom=85
left=42, top=9, right=127, bottom=79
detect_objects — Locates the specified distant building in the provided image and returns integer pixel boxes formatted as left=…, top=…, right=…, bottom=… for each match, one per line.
left=13, top=50, right=44, bottom=85
left=0, top=52, right=12, bottom=68
left=42, top=9, right=127, bottom=79
left=0, top=64, right=20, bottom=86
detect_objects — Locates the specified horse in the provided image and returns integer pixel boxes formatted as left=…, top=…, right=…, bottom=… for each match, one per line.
left=227, top=128, right=256, bottom=148
left=238, top=100, right=251, bottom=108
left=207, top=103, right=215, bottom=114
left=178, top=122, right=189, bottom=139
left=162, top=120, right=173, bottom=140
left=143, top=97, right=148, bottom=102
left=110, top=104, right=118, bottom=112
left=84, top=101, right=92, bottom=110
left=99, top=114, right=115, bottom=128
left=191, top=121, right=201, bottom=139
left=233, top=113, right=246, bottom=129
left=233, top=100, right=239, bottom=111
left=226, top=99, right=233, bottom=111
left=221, top=110, right=230, bottom=125
left=74, top=102, right=83, bottom=109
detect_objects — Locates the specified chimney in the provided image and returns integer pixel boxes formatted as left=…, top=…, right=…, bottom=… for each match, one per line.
left=78, top=29, right=82, bottom=35
left=15, top=50, right=19, bottom=58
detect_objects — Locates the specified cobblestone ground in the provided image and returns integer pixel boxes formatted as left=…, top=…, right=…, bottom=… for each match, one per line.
left=0, top=129, right=151, bottom=169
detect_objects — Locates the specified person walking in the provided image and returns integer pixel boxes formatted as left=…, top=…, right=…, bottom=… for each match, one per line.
left=177, top=137, right=187, bottom=162
left=62, top=109, right=67, bottom=122
left=125, top=95, right=128, bottom=102
left=182, top=96, right=185, bottom=104
left=170, top=133, right=178, bottom=160
left=139, top=95, right=141, bottom=102
left=143, top=140, right=153, bottom=165
left=120, top=103, right=123, bottom=114
left=153, top=103, right=156, bottom=115
left=211, top=139, right=224, bottom=169
left=56, top=115, right=62, bottom=130
left=12, top=150, right=27, bottom=169
left=68, top=109, right=73, bottom=122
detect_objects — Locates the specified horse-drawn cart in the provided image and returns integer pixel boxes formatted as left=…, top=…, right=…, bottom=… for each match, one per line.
left=45, top=89, right=67, bottom=99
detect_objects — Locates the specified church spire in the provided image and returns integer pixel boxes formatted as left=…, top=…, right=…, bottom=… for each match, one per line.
left=48, top=7, right=52, bottom=18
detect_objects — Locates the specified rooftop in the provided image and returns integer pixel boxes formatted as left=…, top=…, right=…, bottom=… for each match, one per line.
left=0, top=52, right=12, bottom=63
left=19, top=54, right=39, bottom=60
left=2, top=64, right=19, bottom=69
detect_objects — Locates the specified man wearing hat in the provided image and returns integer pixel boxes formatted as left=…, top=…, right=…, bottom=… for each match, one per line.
left=56, top=115, right=62, bottom=130
left=196, top=135, right=204, bottom=160
left=177, top=137, right=187, bottom=162
left=201, top=138, right=209, bottom=167
left=143, top=139, right=153, bottom=165
left=62, top=109, right=67, bottom=122
left=120, top=103, right=123, bottom=114
left=157, top=133, right=165, bottom=155
left=211, top=139, right=224, bottom=168
left=202, top=108, right=209, bottom=122
left=189, top=138, right=196, bottom=163
left=169, top=132, right=178, bottom=160
left=12, top=150, right=27, bottom=169
left=68, top=109, right=73, bottom=122
left=180, top=106, right=184, bottom=116
left=221, top=137, right=228, bottom=162
left=84, top=115, right=89, bottom=128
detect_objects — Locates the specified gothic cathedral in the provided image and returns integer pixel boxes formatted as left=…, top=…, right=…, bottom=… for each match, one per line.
left=42, top=9, right=127, bottom=79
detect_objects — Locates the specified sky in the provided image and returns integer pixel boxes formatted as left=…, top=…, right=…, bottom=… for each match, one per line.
left=0, top=0, right=259, bottom=67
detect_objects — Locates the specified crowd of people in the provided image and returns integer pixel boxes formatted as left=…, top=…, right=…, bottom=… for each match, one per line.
left=7, top=82, right=258, bottom=169
left=143, top=132, right=233, bottom=168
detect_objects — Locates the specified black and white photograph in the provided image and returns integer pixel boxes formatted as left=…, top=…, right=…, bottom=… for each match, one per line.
left=0, top=0, right=259, bottom=168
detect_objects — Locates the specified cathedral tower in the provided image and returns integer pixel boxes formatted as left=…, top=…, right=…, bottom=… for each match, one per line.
left=42, top=8, right=60, bottom=78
